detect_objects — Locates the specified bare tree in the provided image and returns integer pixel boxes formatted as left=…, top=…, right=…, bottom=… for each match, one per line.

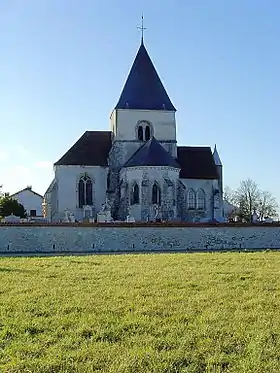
left=224, top=186, right=234, bottom=205
left=233, top=179, right=259, bottom=221
left=258, top=190, right=278, bottom=221
left=230, top=179, right=278, bottom=222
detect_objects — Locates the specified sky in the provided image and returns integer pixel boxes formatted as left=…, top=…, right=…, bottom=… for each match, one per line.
left=1, top=0, right=280, bottom=201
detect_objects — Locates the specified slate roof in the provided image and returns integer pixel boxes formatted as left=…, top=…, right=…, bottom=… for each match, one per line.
left=124, top=137, right=180, bottom=168
left=115, top=42, right=176, bottom=111
left=177, top=146, right=218, bottom=179
left=54, top=131, right=112, bottom=166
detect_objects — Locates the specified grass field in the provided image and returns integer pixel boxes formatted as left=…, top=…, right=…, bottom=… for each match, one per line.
left=0, top=252, right=280, bottom=373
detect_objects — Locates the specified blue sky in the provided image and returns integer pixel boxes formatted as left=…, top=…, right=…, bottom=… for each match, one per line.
left=1, top=0, right=280, bottom=200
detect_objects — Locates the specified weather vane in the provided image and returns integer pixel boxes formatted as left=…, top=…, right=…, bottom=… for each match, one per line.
left=137, top=14, right=146, bottom=43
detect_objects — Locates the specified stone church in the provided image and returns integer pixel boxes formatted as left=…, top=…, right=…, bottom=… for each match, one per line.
left=44, top=38, right=224, bottom=223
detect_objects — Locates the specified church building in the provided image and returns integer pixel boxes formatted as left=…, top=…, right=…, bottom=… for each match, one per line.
left=44, top=37, right=224, bottom=223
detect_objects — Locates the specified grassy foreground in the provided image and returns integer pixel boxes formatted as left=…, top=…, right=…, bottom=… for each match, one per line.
left=0, top=253, right=280, bottom=372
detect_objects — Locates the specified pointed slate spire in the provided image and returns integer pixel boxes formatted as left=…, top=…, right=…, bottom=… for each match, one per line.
left=115, top=43, right=176, bottom=111
left=213, top=144, right=222, bottom=166
left=124, top=137, right=180, bottom=168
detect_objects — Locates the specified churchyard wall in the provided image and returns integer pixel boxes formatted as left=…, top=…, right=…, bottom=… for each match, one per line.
left=1, top=223, right=280, bottom=253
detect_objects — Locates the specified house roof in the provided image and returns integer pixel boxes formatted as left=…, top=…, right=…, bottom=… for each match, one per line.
left=115, top=42, right=176, bottom=111
left=54, top=131, right=112, bottom=166
left=10, top=187, right=43, bottom=199
left=177, top=146, right=218, bottom=179
left=124, top=137, right=180, bottom=168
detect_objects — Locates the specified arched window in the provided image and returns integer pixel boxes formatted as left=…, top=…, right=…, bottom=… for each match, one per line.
left=78, top=175, right=93, bottom=208
left=145, top=125, right=151, bottom=141
left=78, top=179, right=85, bottom=208
left=131, top=183, right=140, bottom=205
left=136, top=121, right=153, bottom=141
left=152, top=183, right=161, bottom=205
left=86, top=179, right=93, bottom=205
left=187, top=189, right=196, bottom=210
left=138, top=126, right=143, bottom=141
left=197, top=189, right=205, bottom=210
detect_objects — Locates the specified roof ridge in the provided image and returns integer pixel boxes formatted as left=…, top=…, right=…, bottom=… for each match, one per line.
left=85, top=130, right=112, bottom=134
left=177, top=145, right=212, bottom=150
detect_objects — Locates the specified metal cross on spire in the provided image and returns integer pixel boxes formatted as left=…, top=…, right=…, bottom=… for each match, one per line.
left=137, top=14, right=146, bottom=44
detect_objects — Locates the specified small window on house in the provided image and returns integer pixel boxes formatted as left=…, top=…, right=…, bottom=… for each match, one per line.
left=131, top=183, right=140, bottom=205
left=152, top=183, right=161, bottom=205
left=197, top=189, right=205, bottom=210
left=138, top=126, right=144, bottom=141
left=30, top=210, right=36, bottom=217
left=187, top=189, right=196, bottom=210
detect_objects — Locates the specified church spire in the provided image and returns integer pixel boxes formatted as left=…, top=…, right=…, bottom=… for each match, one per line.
left=115, top=21, right=176, bottom=111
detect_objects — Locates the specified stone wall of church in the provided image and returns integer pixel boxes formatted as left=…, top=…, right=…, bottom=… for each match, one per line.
left=111, top=109, right=176, bottom=142
left=54, top=165, right=108, bottom=221
left=1, top=225, right=280, bottom=253
left=119, top=166, right=179, bottom=221
left=179, top=179, right=223, bottom=222
left=108, top=140, right=143, bottom=169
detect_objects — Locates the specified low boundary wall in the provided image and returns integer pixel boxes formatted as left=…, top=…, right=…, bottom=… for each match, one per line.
left=1, top=223, right=280, bottom=253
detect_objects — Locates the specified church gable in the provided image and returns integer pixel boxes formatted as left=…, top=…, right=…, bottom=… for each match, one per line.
left=54, top=131, right=112, bottom=166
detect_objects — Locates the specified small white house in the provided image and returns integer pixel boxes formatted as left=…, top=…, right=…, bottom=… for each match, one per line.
left=10, top=186, right=44, bottom=218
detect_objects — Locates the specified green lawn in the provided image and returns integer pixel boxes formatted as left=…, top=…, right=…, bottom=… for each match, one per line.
left=0, top=252, right=280, bottom=372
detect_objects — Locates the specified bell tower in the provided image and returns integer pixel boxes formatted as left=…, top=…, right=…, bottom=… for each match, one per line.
left=110, top=18, right=177, bottom=157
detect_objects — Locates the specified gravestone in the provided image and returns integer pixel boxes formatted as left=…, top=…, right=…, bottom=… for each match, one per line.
left=97, top=198, right=112, bottom=222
